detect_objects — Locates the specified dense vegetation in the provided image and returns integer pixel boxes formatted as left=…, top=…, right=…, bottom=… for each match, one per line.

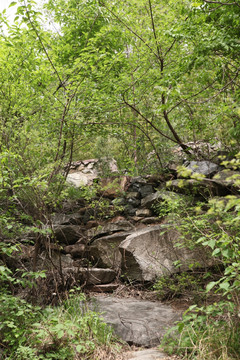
left=0, top=0, right=239, bottom=359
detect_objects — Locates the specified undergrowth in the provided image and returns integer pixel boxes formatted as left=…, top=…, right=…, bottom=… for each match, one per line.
left=157, top=157, right=240, bottom=360
left=0, top=290, right=124, bottom=360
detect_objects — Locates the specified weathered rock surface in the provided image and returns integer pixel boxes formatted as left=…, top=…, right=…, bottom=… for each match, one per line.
left=166, top=178, right=229, bottom=197
left=37, top=252, right=74, bottom=270
left=52, top=212, right=84, bottom=225
left=66, top=158, right=118, bottom=187
left=135, top=208, right=152, bottom=217
left=90, top=296, right=181, bottom=347
left=89, top=231, right=132, bottom=270
left=64, top=267, right=116, bottom=285
left=141, top=190, right=186, bottom=209
left=66, top=172, right=97, bottom=187
left=119, top=224, right=209, bottom=281
left=86, top=220, right=135, bottom=241
left=53, top=225, right=83, bottom=244
left=126, top=349, right=167, bottom=360
left=212, top=170, right=240, bottom=189
left=63, top=243, right=88, bottom=258
left=185, top=161, right=220, bottom=177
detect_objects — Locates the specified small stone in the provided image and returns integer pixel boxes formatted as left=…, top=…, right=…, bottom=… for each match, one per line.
left=140, top=217, right=161, bottom=224
left=135, top=208, right=152, bottom=217
left=126, top=192, right=140, bottom=199
left=128, top=198, right=141, bottom=207
left=139, top=184, right=154, bottom=198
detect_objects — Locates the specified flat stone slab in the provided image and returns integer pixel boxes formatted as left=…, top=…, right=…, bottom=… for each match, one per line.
left=127, top=349, right=167, bottom=360
left=90, top=296, right=181, bottom=347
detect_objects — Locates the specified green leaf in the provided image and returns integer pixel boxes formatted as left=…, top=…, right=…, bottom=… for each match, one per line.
left=76, top=344, right=85, bottom=352
left=206, top=281, right=217, bottom=292
left=219, top=282, right=230, bottom=291
left=9, top=2, right=17, bottom=8
left=57, top=330, right=64, bottom=339
left=212, top=248, right=220, bottom=256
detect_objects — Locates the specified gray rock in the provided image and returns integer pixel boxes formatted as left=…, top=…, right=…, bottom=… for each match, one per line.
left=37, top=252, right=74, bottom=270
left=119, top=224, right=210, bottom=282
left=135, top=208, right=152, bottom=217
left=52, top=212, right=83, bottom=225
left=124, top=204, right=137, bottom=216
left=141, top=190, right=184, bottom=209
left=185, top=161, right=220, bottom=177
left=90, top=296, right=181, bottom=347
left=127, top=349, right=167, bottom=360
left=128, top=197, right=141, bottom=207
left=89, top=231, right=132, bottom=270
left=212, top=170, right=240, bottom=188
left=126, top=192, right=141, bottom=199
left=64, top=267, right=116, bottom=285
left=166, top=178, right=229, bottom=197
left=66, top=172, right=98, bottom=187
left=65, top=158, right=118, bottom=187
left=53, top=225, right=82, bottom=245
left=86, top=220, right=134, bottom=240
left=139, top=184, right=154, bottom=198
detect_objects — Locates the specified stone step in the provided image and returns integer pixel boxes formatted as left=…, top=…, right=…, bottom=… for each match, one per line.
left=87, top=283, right=119, bottom=293
left=126, top=349, right=168, bottom=360
left=88, top=296, right=182, bottom=347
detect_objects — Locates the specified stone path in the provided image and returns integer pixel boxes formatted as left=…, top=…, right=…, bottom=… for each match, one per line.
left=89, top=295, right=182, bottom=349
left=126, top=348, right=168, bottom=359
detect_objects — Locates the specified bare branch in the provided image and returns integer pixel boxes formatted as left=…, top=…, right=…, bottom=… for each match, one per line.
left=122, top=94, right=178, bottom=144
left=23, top=0, right=65, bottom=91
left=167, top=79, right=218, bottom=114
left=148, top=0, right=162, bottom=61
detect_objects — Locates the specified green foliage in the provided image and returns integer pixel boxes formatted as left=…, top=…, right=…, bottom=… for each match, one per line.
left=160, top=156, right=240, bottom=359
left=162, top=302, right=240, bottom=359
left=153, top=272, right=204, bottom=301
left=0, top=293, right=41, bottom=356
left=152, top=194, right=190, bottom=218
left=0, top=0, right=240, bottom=358
left=31, top=293, right=116, bottom=360
left=66, top=180, right=124, bottom=219
left=0, top=286, right=122, bottom=360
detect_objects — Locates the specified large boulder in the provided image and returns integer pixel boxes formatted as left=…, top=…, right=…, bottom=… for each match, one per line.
left=36, top=251, right=74, bottom=270
left=119, top=224, right=210, bottom=282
